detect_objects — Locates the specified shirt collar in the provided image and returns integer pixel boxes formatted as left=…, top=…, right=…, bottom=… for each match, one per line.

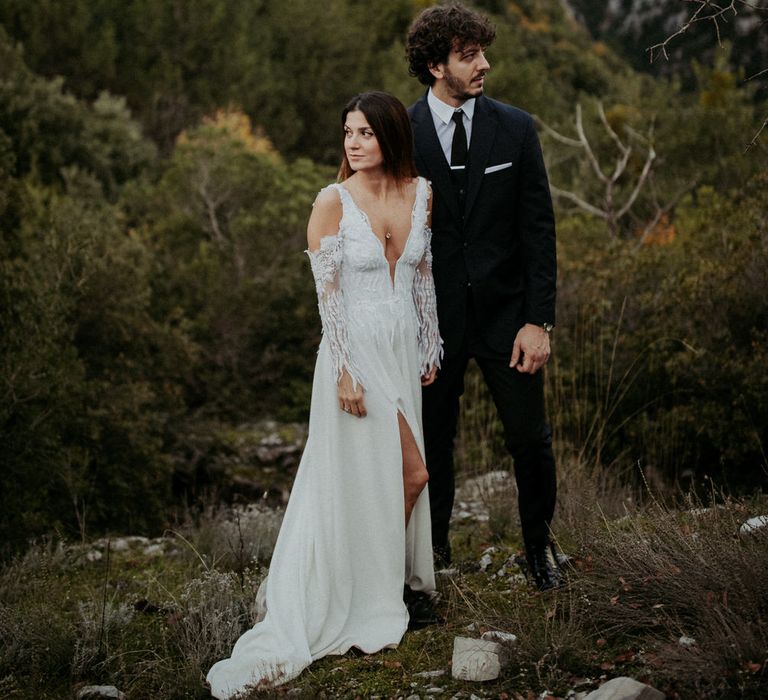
left=427, top=88, right=476, bottom=125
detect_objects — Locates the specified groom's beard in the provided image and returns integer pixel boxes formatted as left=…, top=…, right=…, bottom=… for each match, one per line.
left=444, top=70, right=486, bottom=102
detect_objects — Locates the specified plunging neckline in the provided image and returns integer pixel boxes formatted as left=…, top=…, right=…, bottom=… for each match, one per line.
left=339, top=179, right=421, bottom=286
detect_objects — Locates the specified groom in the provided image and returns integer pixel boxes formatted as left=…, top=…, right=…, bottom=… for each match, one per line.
left=406, top=4, right=561, bottom=590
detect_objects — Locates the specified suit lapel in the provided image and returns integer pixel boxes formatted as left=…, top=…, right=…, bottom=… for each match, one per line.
left=411, top=95, right=462, bottom=223
left=464, top=95, right=497, bottom=223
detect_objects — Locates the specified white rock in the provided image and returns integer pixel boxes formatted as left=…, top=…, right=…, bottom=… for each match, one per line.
left=451, top=637, right=504, bottom=682
left=481, top=630, right=518, bottom=645
left=143, top=544, right=164, bottom=556
left=465, top=622, right=479, bottom=632
left=583, top=676, right=665, bottom=700
left=414, top=670, right=447, bottom=678
left=426, top=688, right=444, bottom=695
left=478, top=554, right=493, bottom=571
left=740, top=515, right=768, bottom=535
left=678, top=635, right=696, bottom=646
left=436, top=568, right=459, bottom=577
left=76, top=686, right=127, bottom=700
left=405, top=695, right=421, bottom=700
left=85, top=550, right=102, bottom=562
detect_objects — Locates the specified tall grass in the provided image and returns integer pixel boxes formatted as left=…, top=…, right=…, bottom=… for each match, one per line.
left=444, top=334, right=768, bottom=698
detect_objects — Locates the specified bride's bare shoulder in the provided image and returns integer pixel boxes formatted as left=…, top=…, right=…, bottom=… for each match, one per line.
left=307, top=185, right=343, bottom=250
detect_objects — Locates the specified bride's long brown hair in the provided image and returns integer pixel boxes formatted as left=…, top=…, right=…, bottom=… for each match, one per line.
left=337, top=91, right=418, bottom=183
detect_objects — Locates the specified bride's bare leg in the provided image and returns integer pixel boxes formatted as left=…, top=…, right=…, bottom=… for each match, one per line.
left=399, top=412, right=429, bottom=525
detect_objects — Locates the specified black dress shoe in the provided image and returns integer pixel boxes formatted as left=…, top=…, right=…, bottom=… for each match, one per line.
left=525, top=542, right=563, bottom=591
left=404, top=585, right=442, bottom=630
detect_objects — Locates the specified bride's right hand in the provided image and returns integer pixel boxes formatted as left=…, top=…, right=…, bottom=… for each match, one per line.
left=338, top=369, right=366, bottom=418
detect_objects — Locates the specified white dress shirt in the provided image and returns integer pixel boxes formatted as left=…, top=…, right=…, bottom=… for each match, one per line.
left=427, top=88, right=476, bottom=167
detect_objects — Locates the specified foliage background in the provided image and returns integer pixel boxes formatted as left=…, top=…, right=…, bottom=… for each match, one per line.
left=1, top=0, right=766, bottom=550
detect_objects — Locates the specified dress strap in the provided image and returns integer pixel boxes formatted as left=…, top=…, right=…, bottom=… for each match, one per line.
left=311, top=183, right=347, bottom=241
left=330, top=182, right=352, bottom=208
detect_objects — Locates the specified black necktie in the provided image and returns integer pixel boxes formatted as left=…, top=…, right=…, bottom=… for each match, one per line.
left=450, top=110, right=467, bottom=167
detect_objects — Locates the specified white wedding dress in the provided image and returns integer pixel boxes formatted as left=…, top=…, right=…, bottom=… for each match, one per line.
left=207, top=176, right=442, bottom=698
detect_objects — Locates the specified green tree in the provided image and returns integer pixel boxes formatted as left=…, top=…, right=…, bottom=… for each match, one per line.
left=125, top=111, right=332, bottom=424
left=0, top=39, right=188, bottom=548
left=0, top=26, right=155, bottom=195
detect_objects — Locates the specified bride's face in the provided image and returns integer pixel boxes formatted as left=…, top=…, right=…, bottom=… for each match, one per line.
left=344, top=110, right=384, bottom=172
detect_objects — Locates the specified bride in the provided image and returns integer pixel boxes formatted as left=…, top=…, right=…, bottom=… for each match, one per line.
left=206, top=91, right=443, bottom=698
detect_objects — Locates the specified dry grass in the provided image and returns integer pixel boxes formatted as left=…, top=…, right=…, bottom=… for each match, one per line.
left=572, top=498, right=768, bottom=696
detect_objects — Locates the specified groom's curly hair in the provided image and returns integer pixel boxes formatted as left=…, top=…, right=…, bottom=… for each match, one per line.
left=406, top=3, right=496, bottom=86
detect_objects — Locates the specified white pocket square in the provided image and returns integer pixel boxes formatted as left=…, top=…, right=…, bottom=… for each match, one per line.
left=484, top=162, right=513, bottom=174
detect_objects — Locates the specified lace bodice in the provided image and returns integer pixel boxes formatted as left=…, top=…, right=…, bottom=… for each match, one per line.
left=306, top=177, right=443, bottom=388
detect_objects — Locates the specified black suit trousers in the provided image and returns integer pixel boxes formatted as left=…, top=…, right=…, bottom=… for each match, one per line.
left=422, top=317, right=557, bottom=561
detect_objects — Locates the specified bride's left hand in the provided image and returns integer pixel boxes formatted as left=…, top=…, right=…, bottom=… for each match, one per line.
left=421, top=366, right=438, bottom=386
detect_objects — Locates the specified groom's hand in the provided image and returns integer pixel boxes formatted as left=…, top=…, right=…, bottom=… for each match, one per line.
left=510, top=324, right=551, bottom=374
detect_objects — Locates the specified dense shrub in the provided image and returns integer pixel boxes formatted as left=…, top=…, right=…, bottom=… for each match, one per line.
left=554, top=172, right=768, bottom=487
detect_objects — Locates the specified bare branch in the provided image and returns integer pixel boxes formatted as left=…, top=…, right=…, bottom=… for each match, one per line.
left=534, top=115, right=582, bottom=148
left=616, top=144, right=656, bottom=219
left=647, top=1, right=712, bottom=62
left=598, top=102, right=628, bottom=155
left=647, top=0, right=768, bottom=62
left=744, top=66, right=768, bottom=81
left=745, top=115, right=768, bottom=151
left=609, top=144, right=633, bottom=185
left=647, top=0, right=768, bottom=148
left=634, top=177, right=699, bottom=249
left=549, top=185, right=609, bottom=219
left=539, top=101, right=660, bottom=236
left=575, top=104, right=610, bottom=184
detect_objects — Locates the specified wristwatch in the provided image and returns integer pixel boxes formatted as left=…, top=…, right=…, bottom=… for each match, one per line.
left=541, top=323, right=554, bottom=333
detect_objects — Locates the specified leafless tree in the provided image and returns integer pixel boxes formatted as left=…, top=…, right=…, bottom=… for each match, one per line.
left=536, top=103, right=657, bottom=237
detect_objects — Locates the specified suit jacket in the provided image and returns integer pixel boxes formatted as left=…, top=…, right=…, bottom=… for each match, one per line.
left=408, top=93, right=556, bottom=358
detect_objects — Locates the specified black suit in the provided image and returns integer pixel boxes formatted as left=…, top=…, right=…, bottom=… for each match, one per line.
left=409, top=92, right=557, bottom=561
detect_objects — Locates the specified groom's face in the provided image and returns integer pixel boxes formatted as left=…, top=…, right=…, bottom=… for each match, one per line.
left=431, top=42, right=491, bottom=103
